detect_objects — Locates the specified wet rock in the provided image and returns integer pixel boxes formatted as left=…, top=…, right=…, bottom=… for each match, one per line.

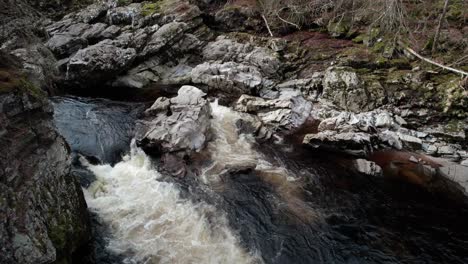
left=0, top=90, right=90, bottom=264
left=235, top=91, right=312, bottom=132
left=66, top=41, right=137, bottom=85
left=52, top=96, right=145, bottom=164
left=191, top=61, right=268, bottom=96
left=433, top=165, right=468, bottom=202
left=135, top=85, right=212, bottom=156
left=303, top=131, right=374, bottom=157
left=354, top=159, right=383, bottom=177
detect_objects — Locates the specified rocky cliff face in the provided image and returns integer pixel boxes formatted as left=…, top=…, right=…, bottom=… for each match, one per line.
left=0, top=88, right=91, bottom=263
left=0, top=2, right=91, bottom=259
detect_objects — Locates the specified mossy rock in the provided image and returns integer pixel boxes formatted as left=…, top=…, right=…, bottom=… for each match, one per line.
left=0, top=69, right=46, bottom=99
left=117, top=0, right=132, bottom=7
left=141, top=0, right=171, bottom=16
left=327, top=20, right=351, bottom=38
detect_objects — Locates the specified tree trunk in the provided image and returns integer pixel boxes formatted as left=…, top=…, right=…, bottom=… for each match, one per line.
left=432, top=0, right=449, bottom=54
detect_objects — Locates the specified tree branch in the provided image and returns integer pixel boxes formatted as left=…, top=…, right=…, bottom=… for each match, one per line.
left=261, top=14, right=274, bottom=37
left=403, top=45, right=468, bottom=76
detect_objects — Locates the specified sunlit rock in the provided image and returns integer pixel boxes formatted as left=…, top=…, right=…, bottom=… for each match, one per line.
left=135, top=85, right=212, bottom=156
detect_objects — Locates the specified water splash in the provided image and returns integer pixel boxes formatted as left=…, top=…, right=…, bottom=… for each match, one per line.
left=83, top=143, right=259, bottom=264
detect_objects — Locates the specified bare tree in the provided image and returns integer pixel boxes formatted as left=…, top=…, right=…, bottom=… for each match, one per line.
left=432, top=0, right=450, bottom=54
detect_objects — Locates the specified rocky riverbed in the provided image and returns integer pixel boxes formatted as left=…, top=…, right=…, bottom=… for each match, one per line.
left=1, top=0, right=467, bottom=263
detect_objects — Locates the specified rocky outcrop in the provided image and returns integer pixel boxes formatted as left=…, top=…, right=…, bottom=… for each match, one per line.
left=135, top=85, right=212, bottom=157
left=52, top=96, right=145, bottom=164
left=235, top=90, right=312, bottom=133
left=66, top=41, right=137, bottom=86
left=191, top=61, right=269, bottom=96
left=304, top=131, right=374, bottom=157
left=303, top=108, right=466, bottom=161
left=0, top=88, right=90, bottom=263
left=322, top=66, right=385, bottom=112
left=1, top=0, right=91, bottom=261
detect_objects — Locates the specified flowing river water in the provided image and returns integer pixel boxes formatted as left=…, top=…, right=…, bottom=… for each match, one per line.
left=52, top=96, right=468, bottom=264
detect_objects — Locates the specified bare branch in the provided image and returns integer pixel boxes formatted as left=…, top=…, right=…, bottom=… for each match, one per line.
left=403, top=45, right=468, bottom=77
left=261, top=15, right=274, bottom=37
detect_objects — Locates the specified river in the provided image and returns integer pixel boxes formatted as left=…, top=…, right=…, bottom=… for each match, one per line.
left=52, top=96, right=468, bottom=264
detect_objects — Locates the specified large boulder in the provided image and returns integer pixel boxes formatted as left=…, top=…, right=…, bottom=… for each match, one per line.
left=135, top=85, right=212, bottom=156
left=0, top=87, right=90, bottom=263
left=66, top=41, right=136, bottom=85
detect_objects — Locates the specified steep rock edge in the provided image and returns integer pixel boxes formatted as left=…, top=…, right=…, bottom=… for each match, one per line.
left=0, top=83, right=91, bottom=264
left=0, top=2, right=92, bottom=261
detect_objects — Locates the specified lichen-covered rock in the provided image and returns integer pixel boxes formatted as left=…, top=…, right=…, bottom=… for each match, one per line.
left=0, top=89, right=90, bottom=264
left=135, top=85, right=212, bottom=156
left=322, top=66, right=385, bottom=112
left=66, top=41, right=136, bottom=85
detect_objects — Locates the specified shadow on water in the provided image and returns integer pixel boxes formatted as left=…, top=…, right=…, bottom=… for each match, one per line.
left=218, top=142, right=468, bottom=264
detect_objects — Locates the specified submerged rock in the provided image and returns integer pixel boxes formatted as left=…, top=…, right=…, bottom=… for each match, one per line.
left=135, top=85, right=212, bottom=156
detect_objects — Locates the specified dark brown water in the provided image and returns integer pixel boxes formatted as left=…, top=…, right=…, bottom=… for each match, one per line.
left=53, top=96, right=468, bottom=264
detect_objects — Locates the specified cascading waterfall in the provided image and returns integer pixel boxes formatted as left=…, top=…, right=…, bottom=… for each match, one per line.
left=83, top=143, right=260, bottom=264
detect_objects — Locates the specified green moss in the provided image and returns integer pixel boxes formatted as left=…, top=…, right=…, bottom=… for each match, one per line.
left=0, top=70, right=46, bottom=99
left=446, top=0, right=464, bottom=21
left=352, top=34, right=365, bottom=44
left=117, top=0, right=131, bottom=6
left=18, top=78, right=46, bottom=99
left=49, top=224, right=68, bottom=252
left=141, top=0, right=170, bottom=16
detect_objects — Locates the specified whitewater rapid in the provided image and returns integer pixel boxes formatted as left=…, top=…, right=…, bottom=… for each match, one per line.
left=83, top=142, right=259, bottom=264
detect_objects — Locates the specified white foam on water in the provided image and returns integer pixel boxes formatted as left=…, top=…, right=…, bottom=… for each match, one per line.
left=83, top=144, right=259, bottom=264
